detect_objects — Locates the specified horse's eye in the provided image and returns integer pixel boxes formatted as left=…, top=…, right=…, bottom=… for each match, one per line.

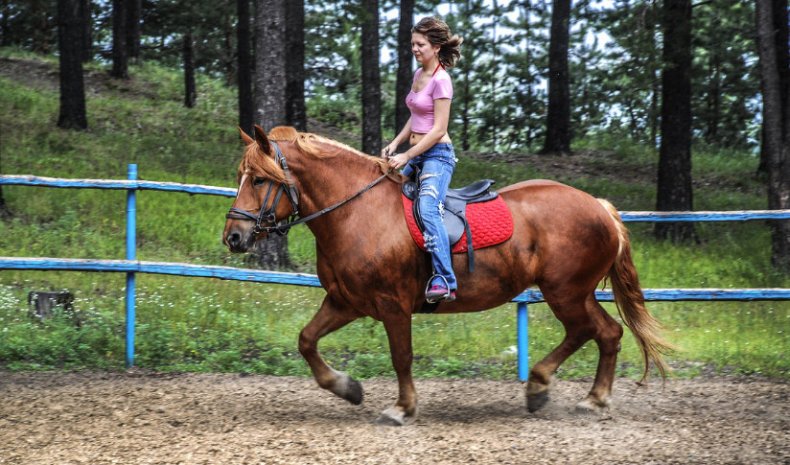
left=252, top=177, right=266, bottom=186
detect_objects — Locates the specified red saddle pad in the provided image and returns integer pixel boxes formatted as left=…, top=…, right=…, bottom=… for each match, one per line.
left=402, top=194, right=514, bottom=253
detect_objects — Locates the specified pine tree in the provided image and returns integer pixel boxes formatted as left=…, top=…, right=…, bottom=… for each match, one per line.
left=756, top=0, right=790, bottom=271
left=655, top=0, right=695, bottom=242
left=253, top=0, right=290, bottom=269
left=237, top=0, right=254, bottom=135
left=394, top=0, right=415, bottom=142
left=285, top=0, right=306, bottom=131
left=110, top=0, right=128, bottom=79
left=126, top=0, right=140, bottom=61
left=183, top=31, right=196, bottom=108
left=541, top=0, right=572, bottom=155
left=360, top=0, right=382, bottom=155
left=57, top=0, right=88, bottom=130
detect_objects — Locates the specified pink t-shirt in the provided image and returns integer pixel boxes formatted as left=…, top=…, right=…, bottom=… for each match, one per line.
left=406, top=67, right=453, bottom=134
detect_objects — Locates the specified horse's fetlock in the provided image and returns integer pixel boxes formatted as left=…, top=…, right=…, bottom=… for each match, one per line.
left=315, top=373, right=336, bottom=390
left=526, top=376, right=551, bottom=395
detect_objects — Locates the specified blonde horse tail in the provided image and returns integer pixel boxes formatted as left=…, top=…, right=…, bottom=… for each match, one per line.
left=598, top=199, right=674, bottom=383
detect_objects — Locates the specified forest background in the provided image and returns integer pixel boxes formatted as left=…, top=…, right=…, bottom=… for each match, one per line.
left=0, top=0, right=788, bottom=379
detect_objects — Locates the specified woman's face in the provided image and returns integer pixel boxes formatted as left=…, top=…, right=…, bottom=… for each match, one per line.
left=411, top=32, right=440, bottom=65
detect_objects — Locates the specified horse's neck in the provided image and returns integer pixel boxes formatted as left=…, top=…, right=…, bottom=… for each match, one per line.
left=292, top=149, right=380, bottom=210
left=290, top=149, right=398, bottom=242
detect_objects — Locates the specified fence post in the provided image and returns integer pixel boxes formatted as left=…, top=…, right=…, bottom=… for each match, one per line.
left=517, top=302, right=529, bottom=381
left=125, top=164, right=137, bottom=368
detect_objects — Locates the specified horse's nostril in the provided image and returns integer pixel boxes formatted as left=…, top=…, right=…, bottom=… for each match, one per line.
left=227, top=232, right=241, bottom=247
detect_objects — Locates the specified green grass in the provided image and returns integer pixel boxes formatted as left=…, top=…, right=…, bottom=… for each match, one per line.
left=1, top=49, right=788, bottom=380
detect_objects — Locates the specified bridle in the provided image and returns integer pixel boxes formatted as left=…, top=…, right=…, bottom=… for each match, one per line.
left=226, top=141, right=391, bottom=236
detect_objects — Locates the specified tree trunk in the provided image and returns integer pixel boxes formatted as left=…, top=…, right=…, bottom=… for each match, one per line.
left=541, top=0, right=572, bottom=155
left=489, top=0, right=500, bottom=149
left=360, top=0, right=381, bottom=155
left=758, top=0, right=789, bottom=176
left=183, top=31, right=196, bottom=108
left=255, top=0, right=287, bottom=130
left=0, top=186, right=7, bottom=218
left=31, top=0, right=53, bottom=54
left=126, top=0, right=140, bottom=61
left=237, top=0, right=254, bottom=135
left=756, top=0, right=790, bottom=272
left=461, top=63, right=471, bottom=151
left=80, top=0, right=91, bottom=62
left=285, top=0, right=306, bottom=131
left=705, top=51, right=721, bottom=143
left=253, top=0, right=290, bottom=270
left=57, top=0, right=88, bottom=130
left=648, top=10, right=659, bottom=148
left=394, top=0, right=414, bottom=147
left=0, top=0, right=9, bottom=47
left=110, top=0, right=128, bottom=79
left=655, top=0, right=695, bottom=242
left=0, top=150, right=9, bottom=218
left=773, top=0, right=789, bottom=135
left=223, top=25, right=235, bottom=87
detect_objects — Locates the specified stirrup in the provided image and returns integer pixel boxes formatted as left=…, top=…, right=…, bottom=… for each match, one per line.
left=425, top=275, right=455, bottom=303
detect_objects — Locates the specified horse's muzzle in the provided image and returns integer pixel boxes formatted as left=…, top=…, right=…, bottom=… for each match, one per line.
left=223, top=227, right=256, bottom=253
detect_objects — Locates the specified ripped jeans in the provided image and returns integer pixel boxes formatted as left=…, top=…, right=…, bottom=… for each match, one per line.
left=402, top=143, right=458, bottom=290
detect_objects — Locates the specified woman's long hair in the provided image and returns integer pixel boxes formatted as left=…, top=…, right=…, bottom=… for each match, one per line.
left=412, top=17, right=463, bottom=68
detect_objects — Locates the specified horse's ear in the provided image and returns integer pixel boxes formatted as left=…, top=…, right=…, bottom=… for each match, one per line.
left=253, top=124, right=271, bottom=155
left=238, top=127, right=254, bottom=145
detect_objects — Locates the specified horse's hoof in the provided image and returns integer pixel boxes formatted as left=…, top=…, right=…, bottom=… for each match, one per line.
left=375, top=407, right=412, bottom=426
left=527, top=390, right=550, bottom=413
left=574, top=397, right=610, bottom=415
left=328, top=371, right=364, bottom=405
left=344, top=377, right=364, bottom=405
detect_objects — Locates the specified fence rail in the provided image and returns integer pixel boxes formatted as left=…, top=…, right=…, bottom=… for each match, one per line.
left=2, top=168, right=789, bottom=380
left=4, top=174, right=790, bottom=222
left=2, top=257, right=789, bottom=302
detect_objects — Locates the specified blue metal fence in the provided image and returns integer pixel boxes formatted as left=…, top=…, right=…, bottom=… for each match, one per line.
left=2, top=166, right=789, bottom=379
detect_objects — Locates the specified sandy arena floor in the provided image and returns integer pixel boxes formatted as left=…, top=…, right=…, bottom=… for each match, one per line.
left=0, top=371, right=787, bottom=465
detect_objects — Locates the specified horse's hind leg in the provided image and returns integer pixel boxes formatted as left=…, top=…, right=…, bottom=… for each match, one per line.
left=526, top=293, right=594, bottom=412
left=527, top=292, right=622, bottom=413
left=576, top=295, right=623, bottom=412
left=298, top=296, right=362, bottom=405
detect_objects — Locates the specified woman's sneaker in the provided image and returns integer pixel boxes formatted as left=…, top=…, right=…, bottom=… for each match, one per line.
left=425, top=284, right=457, bottom=303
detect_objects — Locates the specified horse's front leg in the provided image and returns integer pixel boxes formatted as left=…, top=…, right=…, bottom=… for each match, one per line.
left=376, top=312, right=417, bottom=426
left=298, top=296, right=362, bottom=405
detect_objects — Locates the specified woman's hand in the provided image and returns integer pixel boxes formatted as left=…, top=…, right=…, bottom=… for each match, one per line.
left=381, top=143, right=398, bottom=159
left=388, top=153, right=410, bottom=170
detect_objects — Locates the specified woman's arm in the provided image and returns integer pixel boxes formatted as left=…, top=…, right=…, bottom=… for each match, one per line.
left=388, top=98, right=451, bottom=169
left=382, top=118, right=412, bottom=157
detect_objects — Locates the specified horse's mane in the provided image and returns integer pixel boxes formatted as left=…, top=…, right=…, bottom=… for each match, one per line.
left=239, top=126, right=391, bottom=184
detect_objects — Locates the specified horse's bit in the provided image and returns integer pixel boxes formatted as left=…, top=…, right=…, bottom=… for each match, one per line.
left=226, top=141, right=390, bottom=236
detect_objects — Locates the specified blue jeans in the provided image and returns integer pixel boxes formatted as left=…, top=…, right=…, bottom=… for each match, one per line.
left=403, top=143, right=458, bottom=290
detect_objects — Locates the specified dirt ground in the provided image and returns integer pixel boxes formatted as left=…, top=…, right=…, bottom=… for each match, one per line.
left=0, top=371, right=787, bottom=465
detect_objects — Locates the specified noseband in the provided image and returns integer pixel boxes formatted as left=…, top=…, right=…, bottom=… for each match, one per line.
left=226, top=141, right=391, bottom=236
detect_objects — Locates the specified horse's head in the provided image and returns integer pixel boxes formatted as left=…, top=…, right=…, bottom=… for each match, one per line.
left=222, top=125, right=299, bottom=253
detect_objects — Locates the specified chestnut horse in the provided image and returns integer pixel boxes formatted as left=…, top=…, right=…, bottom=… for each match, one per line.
left=223, top=125, right=671, bottom=425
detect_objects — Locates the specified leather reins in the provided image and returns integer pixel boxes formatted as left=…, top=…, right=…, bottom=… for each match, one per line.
left=226, top=141, right=391, bottom=236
